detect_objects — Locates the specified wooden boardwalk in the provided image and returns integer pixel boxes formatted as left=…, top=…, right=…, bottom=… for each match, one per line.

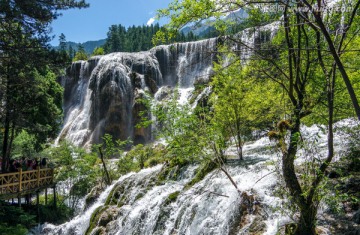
left=0, top=167, right=54, bottom=200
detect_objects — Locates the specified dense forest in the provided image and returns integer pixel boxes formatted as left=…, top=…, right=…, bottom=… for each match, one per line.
left=59, top=23, right=200, bottom=62
left=0, top=0, right=360, bottom=235
left=103, top=23, right=198, bottom=53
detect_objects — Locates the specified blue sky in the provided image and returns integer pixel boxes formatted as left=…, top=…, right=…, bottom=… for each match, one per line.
left=50, top=0, right=172, bottom=45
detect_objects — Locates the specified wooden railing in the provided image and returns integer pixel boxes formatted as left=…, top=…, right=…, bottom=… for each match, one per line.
left=0, top=168, right=54, bottom=197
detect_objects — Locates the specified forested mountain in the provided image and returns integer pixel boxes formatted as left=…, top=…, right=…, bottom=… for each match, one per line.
left=103, top=23, right=198, bottom=53
left=56, top=23, right=198, bottom=61
left=54, top=39, right=106, bottom=54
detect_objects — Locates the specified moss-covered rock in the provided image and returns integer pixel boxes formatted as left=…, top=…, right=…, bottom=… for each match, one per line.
left=165, top=191, right=180, bottom=205
left=85, top=206, right=108, bottom=235
left=185, top=160, right=217, bottom=189
left=84, top=185, right=104, bottom=210
left=85, top=206, right=120, bottom=235
left=98, top=206, right=120, bottom=227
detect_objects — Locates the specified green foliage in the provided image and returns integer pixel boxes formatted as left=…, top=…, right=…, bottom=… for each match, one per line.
left=95, top=134, right=130, bottom=159
left=41, top=141, right=100, bottom=209
left=93, top=134, right=131, bottom=182
left=153, top=93, right=210, bottom=164
left=0, top=201, right=36, bottom=235
left=165, top=191, right=180, bottom=205
left=104, top=23, right=199, bottom=53
left=1, top=0, right=88, bottom=167
left=1, top=65, right=64, bottom=172
left=115, top=143, right=167, bottom=175
left=345, top=124, right=360, bottom=171
left=73, top=43, right=88, bottom=61
left=37, top=195, right=75, bottom=224
left=185, top=160, right=218, bottom=189
left=143, top=144, right=167, bottom=167
left=0, top=223, right=28, bottom=235
left=92, top=47, right=105, bottom=56
left=12, top=130, right=37, bottom=159
left=29, top=69, right=64, bottom=148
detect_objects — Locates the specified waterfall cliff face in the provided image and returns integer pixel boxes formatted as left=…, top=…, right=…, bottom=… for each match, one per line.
left=58, top=38, right=218, bottom=147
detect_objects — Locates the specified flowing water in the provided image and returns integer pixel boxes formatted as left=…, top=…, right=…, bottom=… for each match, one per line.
left=41, top=119, right=356, bottom=235
left=58, top=39, right=218, bottom=147
left=48, top=25, right=359, bottom=234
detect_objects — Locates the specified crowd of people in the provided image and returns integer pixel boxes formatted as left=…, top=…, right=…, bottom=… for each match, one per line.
left=0, top=157, right=47, bottom=173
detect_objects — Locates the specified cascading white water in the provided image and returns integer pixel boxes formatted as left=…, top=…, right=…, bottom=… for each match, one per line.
left=52, top=24, right=358, bottom=235
left=59, top=38, right=218, bottom=147
left=42, top=165, right=164, bottom=235
left=43, top=119, right=357, bottom=235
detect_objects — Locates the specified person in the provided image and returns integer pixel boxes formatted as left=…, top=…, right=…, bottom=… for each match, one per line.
left=14, top=160, right=21, bottom=170
left=41, top=158, right=47, bottom=168
left=21, top=157, right=27, bottom=171
left=33, top=159, right=39, bottom=169
left=27, top=159, right=33, bottom=170
left=9, top=160, right=17, bottom=172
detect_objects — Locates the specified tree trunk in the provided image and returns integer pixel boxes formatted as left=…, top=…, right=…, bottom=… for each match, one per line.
left=313, top=14, right=360, bottom=120
left=282, top=116, right=305, bottom=207
left=238, top=145, right=243, bottom=161
left=98, top=147, right=111, bottom=185
left=1, top=110, right=10, bottom=172
left=295, top=204, right=318, bottom=235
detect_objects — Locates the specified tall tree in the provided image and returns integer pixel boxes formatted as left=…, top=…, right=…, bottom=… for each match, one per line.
left=155, top=0, right=360, bottom=234
left=0, top=0, right=89, bottom=172
left=156, top=0, right=360, bottom=120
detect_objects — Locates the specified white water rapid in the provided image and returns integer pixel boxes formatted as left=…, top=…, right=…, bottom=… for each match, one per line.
left=41, top=119, right=357, bottom=235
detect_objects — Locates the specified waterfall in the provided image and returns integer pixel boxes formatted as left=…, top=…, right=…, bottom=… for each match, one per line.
left=42, top=165, right=164, bottom=235
left=42, top=119, right=356, bottom=235
left=58, top=38, right=218, bottom=147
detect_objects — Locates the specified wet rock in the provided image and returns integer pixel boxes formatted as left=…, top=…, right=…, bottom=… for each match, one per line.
left=231, top=191, right=265, bottom=234
left=155, top=86, right=172, bottom=101
left=85, top=185, right=104, bottom=210
left=249, top=216, right=266, bottom=234
left=98, top=206, right=120, bottom=227
left=144, top=74, right=158, bottom=94
left=130, top=72, right=142, bottom=89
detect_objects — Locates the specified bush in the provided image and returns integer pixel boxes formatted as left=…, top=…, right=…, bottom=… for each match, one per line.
left=345, top=124, right=360, bottom=171
left=38, top=195, right=74, bottom=224
left=0, top=201, right=36, bottom=234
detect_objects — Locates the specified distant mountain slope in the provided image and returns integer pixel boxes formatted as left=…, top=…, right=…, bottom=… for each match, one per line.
left=54, top=39, right=106, bottom=54
left=181, top=9, right=248, bottom=37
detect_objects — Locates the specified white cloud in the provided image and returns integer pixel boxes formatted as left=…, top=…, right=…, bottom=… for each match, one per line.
left=147, top=17, right=155, bottom=26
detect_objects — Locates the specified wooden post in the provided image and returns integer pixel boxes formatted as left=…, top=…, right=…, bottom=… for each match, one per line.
left=36, top=191, right=39, bottom=206
left=45, top=188, right=48, bottom=205
left=37, top=191, right=40, bottom=223
left=19, top=168, right=22, bottom=192
left=37, top=166, right=40, bottom=187
left=53, top=185, right=56, bottom=209
left=18, top=169, right=22, bottom=207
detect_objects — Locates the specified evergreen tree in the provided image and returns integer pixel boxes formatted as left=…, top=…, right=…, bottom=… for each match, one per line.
left=59, top=33, right=67, bottom=51
left=0, top=0, right=89, bottom=172
left=73, top=43, right=88, bottom=61
left=92, top=47, right=105, bottom=56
